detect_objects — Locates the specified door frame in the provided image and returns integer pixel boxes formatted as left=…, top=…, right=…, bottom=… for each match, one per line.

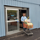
left=5, top=7, right=22, bottom=35
left=4, top=6, right=29, bottom=36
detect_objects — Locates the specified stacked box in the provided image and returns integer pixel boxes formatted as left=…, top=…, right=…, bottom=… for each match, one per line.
left=23, top=22, right=33, bottom=29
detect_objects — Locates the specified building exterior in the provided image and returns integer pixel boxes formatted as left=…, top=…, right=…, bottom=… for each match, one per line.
left=0, top=0, right=40, bottom=37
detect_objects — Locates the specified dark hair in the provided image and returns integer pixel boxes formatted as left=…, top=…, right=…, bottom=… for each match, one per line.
left=23, top=13, right=26, bottom=14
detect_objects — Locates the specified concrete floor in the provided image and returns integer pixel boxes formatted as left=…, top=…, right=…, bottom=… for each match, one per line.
left=0, top=28, right=40, bottom=40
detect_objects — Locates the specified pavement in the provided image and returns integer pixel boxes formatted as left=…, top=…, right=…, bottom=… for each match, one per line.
left=0, top=28, right=40, bottom=40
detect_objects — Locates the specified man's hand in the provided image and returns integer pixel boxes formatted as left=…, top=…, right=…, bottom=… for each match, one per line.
left=22, top=21, right=24, bottom=22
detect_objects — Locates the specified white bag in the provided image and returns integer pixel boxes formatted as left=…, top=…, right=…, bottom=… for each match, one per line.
left=25, top=19, right=31, bottom=22
left=27, top=19, right=31, bottom=22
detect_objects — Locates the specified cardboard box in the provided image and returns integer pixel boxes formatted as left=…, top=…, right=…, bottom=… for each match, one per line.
left=23, top=23, right=33, bottom=29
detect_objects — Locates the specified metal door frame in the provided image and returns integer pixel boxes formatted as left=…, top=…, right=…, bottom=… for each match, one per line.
left=5, top=7, right=20, bottom=35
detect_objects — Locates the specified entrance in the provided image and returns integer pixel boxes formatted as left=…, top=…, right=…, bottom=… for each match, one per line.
left=5, top=6, right=29, bottom=35
left=19, top=8, right=29, bottom=31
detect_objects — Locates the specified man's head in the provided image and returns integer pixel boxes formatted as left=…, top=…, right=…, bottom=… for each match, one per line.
left=23, top=13, right=26, bottom=16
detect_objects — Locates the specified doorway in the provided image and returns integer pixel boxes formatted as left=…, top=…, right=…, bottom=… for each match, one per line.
left=19, top=8, right=29, bottom=31
left=5, top=6, right=29, bottom=35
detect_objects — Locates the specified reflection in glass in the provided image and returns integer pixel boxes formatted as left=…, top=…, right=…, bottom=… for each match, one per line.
left=8, top=22, right=17, bottom=31
left=7, top=10, right=17, bottom=20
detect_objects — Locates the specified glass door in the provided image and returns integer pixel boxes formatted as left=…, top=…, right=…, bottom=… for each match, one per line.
left=6, top=7, right=19, bottom=35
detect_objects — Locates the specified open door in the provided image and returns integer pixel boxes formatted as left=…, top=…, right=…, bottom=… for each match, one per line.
left=19, top=8, right=29, bottom=31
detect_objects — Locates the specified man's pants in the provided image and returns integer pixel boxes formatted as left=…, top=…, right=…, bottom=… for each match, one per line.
left=22, top=22, right=26, bottom=31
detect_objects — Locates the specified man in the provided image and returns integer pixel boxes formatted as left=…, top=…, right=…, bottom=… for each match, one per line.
left=21, top=13, right=27, bottom=32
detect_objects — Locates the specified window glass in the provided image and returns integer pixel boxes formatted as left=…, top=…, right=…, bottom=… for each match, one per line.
left=7, top=10, right=17, bottom=20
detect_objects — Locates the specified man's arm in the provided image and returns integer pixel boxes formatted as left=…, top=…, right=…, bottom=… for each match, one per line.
left=25, top=17, right=27, bottom=19
left=21, top=17, right=24, bottom=22
left=22, top=21, right=24, bottom=22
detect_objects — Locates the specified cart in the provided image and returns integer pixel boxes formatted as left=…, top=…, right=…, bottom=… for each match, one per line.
left=23, top=22, right=33, bottom=36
